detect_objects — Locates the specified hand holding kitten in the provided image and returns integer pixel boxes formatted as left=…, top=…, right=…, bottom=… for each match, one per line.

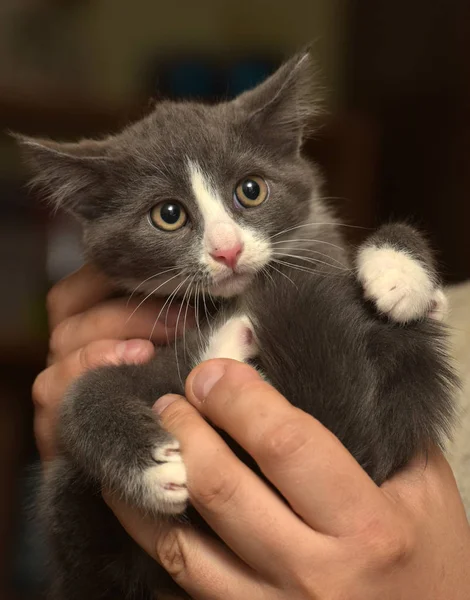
left=33, top=263, right=184, bottom=461
left=110, top=361, right=470, bottom=600
left=36, top=267, right=470, bottom=600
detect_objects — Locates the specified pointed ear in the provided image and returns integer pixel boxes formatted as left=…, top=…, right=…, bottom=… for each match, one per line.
left=14, top=134, right=115, bottom=220
left=234, top=47, right=321, bottom=152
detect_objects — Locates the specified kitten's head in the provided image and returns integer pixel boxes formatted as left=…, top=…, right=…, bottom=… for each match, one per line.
left=18, top=49, right=325, bottom=298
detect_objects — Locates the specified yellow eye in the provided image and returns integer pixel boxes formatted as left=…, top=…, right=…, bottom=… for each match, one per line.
left=149, top=202, right=187, bottom=231
left=234, top=176, right=269, bottom=208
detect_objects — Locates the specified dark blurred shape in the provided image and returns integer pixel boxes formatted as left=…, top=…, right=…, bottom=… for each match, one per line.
left=145, top=55, right=279, bottom=102
left=11, top=468, right=47, bottom=597
left=148, top=59, right=218, bottom=101
left=225, top=58, right=278, bottom=97
left=345, top=0, right=470, bottom=282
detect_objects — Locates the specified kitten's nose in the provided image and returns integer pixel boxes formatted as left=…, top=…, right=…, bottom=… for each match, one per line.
left=210, top=243, right=243, bottom=270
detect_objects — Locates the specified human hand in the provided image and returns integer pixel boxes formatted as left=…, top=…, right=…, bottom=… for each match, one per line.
left=33, top=264, right=190, bottom=461
left=108, top=360, right=470, bottom=600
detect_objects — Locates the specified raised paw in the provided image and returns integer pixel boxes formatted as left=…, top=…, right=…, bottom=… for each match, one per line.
left=357, top=245, right=440, bottom=323
left=138, top=439, right=188, bottom=515
left=428, top=288, right=448, bottom=321
left=202, top=314, right=259, bottom=362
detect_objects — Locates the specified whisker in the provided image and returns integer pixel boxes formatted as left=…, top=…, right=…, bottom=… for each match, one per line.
left=272, top=258, right=347, bottom=279
left=148, top=276, right=189, bottom=343
left=271, top=237, right=346, bottom=254
left=123, top=270, right=183, bottom=332
left=271, top=258, right=319, bottom=277
left=270, top=222, right=370, bottom=240
left=164, top=277, right=190, bottom=338
left=271, top=252, right=350, bottom=272
left=271, top=247, right=349, bottom=269
left=194, top=282, right=201, bottom=338
left=174, top=275, right=194, bottom=388
left=182, top=277, right=195, bottom=362
left=126, top=267, right=180, bottom=307
left=208, top=290, right=218, bottom=311
left=268, top=263, right=299, bottom=290
left=202, top=288, right=212, bottom=334
left=194, top=283, right=208, bottom=362
left=261, top=264, right=276, bottom=287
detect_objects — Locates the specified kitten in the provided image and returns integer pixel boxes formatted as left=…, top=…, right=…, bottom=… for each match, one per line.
left=18, top=49, right=455, bottom=600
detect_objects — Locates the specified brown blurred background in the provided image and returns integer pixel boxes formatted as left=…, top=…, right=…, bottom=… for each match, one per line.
left=1, top=0, right=470, bottom=598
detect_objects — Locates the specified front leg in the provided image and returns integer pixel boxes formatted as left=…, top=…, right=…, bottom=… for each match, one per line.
left=201, top=314, right=259, bottom=363
left=355, top=222, right=447, bottom=323
left=59, top=355, right=189, bottom=516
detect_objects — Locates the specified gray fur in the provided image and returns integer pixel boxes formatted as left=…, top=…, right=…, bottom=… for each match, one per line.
left=17, top=49, right=456, bottom=600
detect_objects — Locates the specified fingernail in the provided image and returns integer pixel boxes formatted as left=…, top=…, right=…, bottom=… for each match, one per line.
left=153, top=394, right=179, bottom=415
left=191, top=362, right=226, bottom=402
left=116, top=339, right=154, bottom=363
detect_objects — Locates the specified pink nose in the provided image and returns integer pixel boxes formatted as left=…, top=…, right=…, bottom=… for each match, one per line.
left=210, top=243, right=243, bottom=270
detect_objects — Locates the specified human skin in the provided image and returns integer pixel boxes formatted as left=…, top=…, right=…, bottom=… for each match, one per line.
left=34, top=265, right=470, bottom=599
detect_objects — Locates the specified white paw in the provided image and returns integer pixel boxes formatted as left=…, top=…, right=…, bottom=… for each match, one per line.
left=202, top=314, right=259, bottom=362
left=357, top=246, right=436, bottom=323
left=139, top=440, right=188, bottom=515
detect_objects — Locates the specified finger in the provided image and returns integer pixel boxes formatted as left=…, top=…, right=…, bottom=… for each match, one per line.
left=47, top=264, right=114, bottom=330
left=33, top=339, right=155, bottom=461
left=106, top=494, right=270, bottom=600
left=49, top=297, right=191, bottom=360
left=186, top=360, right=390, bottom=537
left=153, top=395, right=313, bottom=579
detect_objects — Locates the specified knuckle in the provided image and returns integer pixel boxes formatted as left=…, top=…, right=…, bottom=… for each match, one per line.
left=32, top=369, right=50, bottom=408
left=278, top=559, right=318, bottom=598
left=192, top=465, right=240, bottom=513
left=46, top=283, right=68, bottom=321
left=76, top=343, right=101, bottom=371
left=384, top=526, right=415, bottom=567
left=159, top=400, right=196, bottom=432
left=362, top=517, right=415, bottom=569
left=290, top=575, right=320, bottom=599
left=49, top=320, right=69, bottom=356
left=258, top=417, right=310, bottom=465
left=154, top=527, right=189, bottom=582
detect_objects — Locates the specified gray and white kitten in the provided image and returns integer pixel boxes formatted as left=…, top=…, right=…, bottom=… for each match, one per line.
left=19, top=50, right=455, bottom=600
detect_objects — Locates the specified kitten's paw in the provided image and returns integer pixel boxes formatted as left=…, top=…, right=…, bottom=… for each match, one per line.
left=138, top=440, right=188, bottom=515
left=203, top=315, right=258, bottom=362
left=357, top=245, right=437, bottom=323
left=428, top=288, right=448, bottom=321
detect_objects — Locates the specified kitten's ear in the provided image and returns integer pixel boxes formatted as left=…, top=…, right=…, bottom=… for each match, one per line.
left=14, top=134, right=115, bottom=220
left=234, top=47, right=321, bottom=152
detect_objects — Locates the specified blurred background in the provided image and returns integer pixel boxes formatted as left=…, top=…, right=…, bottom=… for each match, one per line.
left=1, top=0, right=470, bottom=598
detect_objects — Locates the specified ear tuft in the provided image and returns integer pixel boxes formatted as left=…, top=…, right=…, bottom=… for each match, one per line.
left=14, top=134, right=113, bottom=219
left=234, top=46, right=323, bottom=151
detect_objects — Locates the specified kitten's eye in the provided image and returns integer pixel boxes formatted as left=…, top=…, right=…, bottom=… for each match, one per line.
left=149, top=202, right=187, bottom=231
left=234, top=176, right=269, bottom=208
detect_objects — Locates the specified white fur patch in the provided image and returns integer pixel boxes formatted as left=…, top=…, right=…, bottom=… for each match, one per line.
left=189, top=161, right=231, bottom=224
left=357, top=245, right=436, bottom=323
left=187, top=161, right=271, bottom=297
left=202, top=315, right=259, bottom=362
left=139, top=440, right=188, bottom=515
